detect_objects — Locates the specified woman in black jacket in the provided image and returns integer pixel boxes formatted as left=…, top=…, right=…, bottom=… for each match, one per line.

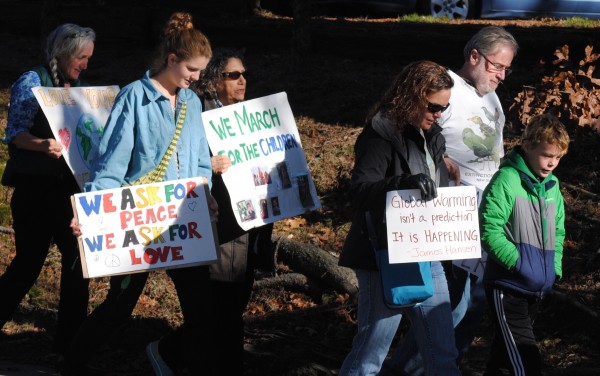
left=338, top=60, right=461, bottom=376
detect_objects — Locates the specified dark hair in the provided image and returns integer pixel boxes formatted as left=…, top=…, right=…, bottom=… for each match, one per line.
left=45, top=23, right=96, bottom=86
left=193, top=48, right=245, bottom=100
left=150, top=12, right=212, bottom=74
left=368, top=60, right=454, bottom=128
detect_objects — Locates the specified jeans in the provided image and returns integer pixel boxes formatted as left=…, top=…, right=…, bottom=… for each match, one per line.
left=385, top=265, right=487, bottom=375
left=339, top=261, right=460, bottom=376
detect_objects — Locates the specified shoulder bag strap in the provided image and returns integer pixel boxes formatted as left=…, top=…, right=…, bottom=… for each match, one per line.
left=130, top=102, right=187, bottom=185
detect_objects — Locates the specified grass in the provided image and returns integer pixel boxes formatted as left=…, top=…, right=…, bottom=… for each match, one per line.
left=560, top=16, right=600, bottom=28
left=399, top=13, right=450, bottom=23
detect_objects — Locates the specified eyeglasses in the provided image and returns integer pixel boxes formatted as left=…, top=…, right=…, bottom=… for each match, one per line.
left=477, top=50, right=512, bottom=76
left=427, top=102, right=450, bottom=114
left=222, top=71, right=248, bottom=80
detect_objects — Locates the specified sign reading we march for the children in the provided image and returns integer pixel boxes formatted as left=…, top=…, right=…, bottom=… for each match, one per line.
left=202, top=92, right=321, bottom=231
left=71, top=178, right=218, bottom=278
left=386, top=186, right=481, bottom=264
left=32, top=85, right=120, bottom=190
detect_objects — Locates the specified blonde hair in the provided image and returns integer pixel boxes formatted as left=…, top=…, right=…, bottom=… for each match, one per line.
left=522, top=113, right=570, bottom=156
left=150, top=12, right=212, bottom=74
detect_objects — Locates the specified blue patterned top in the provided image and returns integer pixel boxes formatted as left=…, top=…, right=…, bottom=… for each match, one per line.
left=4, top=71, right=41, bottom=143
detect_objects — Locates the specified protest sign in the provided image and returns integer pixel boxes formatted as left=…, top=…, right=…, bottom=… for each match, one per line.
left=202, top=92, right=321, bottom=231
left=71, top=177, right=218, bottom=278
left=32, top=85, right=119, bottom=189
left=386, top=186, right=481, bottom=264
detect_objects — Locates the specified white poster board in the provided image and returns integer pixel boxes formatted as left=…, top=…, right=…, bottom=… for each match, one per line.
left=202, top=92, right=321, bottom=231
left=71, top=178, right=218, bottom=278
left=32, top=85, right=119, bottom=189
left=386, top=186, right=481, bottom=264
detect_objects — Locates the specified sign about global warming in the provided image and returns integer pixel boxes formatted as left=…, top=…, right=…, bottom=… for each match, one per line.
left=385, top=186, right=481, bottom=264
left=32, top=85, right=120, bottom=189
left=71, top=178, right=218, bottom=278
left=202, top=92, right=321, bottom=231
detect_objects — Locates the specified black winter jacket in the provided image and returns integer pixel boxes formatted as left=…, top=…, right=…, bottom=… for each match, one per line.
left=338, top=111, right=449, bottom=270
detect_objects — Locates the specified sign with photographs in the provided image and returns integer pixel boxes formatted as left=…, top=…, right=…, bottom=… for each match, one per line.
left=32, top=85, right=120, bottom=189
left=71, top=177, right=218, bottom=278
left=202, top=92, right=321, bottom=231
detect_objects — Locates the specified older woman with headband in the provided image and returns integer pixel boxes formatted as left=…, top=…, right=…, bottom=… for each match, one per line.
left=0, top=23, right=95, bottom=359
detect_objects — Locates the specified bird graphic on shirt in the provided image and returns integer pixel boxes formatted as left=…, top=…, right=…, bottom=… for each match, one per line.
left=463, top=107, right=502, bottom=169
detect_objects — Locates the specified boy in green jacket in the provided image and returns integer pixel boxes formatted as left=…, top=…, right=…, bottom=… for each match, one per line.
left=479, top=113, right=570, bottom=376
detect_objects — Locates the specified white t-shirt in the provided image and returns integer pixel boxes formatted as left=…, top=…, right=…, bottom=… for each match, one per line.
left=440, top=70, right=505, bottom=197
left=442, top=70, right=504, bottom=276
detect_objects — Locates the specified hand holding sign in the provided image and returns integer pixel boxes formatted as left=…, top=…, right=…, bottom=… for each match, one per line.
left=394, top=173, right=438, bottom=201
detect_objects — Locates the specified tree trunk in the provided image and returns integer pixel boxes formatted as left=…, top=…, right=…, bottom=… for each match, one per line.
left=272, top=235, right=358, bottom=297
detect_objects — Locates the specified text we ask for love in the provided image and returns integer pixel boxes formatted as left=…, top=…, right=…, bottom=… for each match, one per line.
left=71, top=178, right=218, bottom=278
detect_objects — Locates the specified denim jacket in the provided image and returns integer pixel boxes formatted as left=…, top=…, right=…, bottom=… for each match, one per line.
left=85, top=71, right=212, bottom=192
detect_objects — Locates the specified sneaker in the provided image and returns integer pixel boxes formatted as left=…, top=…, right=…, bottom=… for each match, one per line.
left=146, top=340, right=175, bottom=376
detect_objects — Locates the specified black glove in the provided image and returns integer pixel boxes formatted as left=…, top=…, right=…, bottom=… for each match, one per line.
left=394, top=173, right=437, bottom=201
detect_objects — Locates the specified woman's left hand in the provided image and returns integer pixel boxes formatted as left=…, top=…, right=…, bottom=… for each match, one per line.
left=211, top=155, right=232, bottom=175
left=444, top=156, right=461, bottom=186
left=70, top=217, right=82, bottom=237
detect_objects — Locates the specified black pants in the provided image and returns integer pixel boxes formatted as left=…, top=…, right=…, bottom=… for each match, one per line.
left=209, top=224, right=274, bottom=374
left=67, top=265, right=214, bottom=375
left=0, top=175, right=89, bottom=355
left=485, top=287, right=542, bottom=376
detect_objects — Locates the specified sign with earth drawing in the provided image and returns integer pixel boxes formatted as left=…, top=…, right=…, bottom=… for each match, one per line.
left=32, top=85, right=120, bottom=189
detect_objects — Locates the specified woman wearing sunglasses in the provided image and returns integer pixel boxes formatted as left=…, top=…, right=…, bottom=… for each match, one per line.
left=194, top=48, right=274, bottom=375
left=337, top=60, right=461, bottom=376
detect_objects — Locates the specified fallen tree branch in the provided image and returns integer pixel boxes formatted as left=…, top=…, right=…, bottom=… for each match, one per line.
left=272, top=235, right=358, bottom=297
left=253, top=272, right=309, bottom=292
left=549, top=288, right=599, bottom=324
left=561, top=182, right=599, bottom=201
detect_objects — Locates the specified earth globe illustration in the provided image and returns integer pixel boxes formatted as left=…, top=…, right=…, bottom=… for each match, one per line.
left=75, top=113, right=104, bottom=168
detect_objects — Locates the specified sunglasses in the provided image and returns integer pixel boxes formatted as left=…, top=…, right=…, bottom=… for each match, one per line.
left=427, top=102, right=450, bottom=114
left=222, top=71, right=248, bottom=80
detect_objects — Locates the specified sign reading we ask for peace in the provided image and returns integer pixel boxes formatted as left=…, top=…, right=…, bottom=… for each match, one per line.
left=386, top=186, right=481, bottom=264
left=71, top=178, right=218, bottom=278
left=202, top=92, right=321, bottom=231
